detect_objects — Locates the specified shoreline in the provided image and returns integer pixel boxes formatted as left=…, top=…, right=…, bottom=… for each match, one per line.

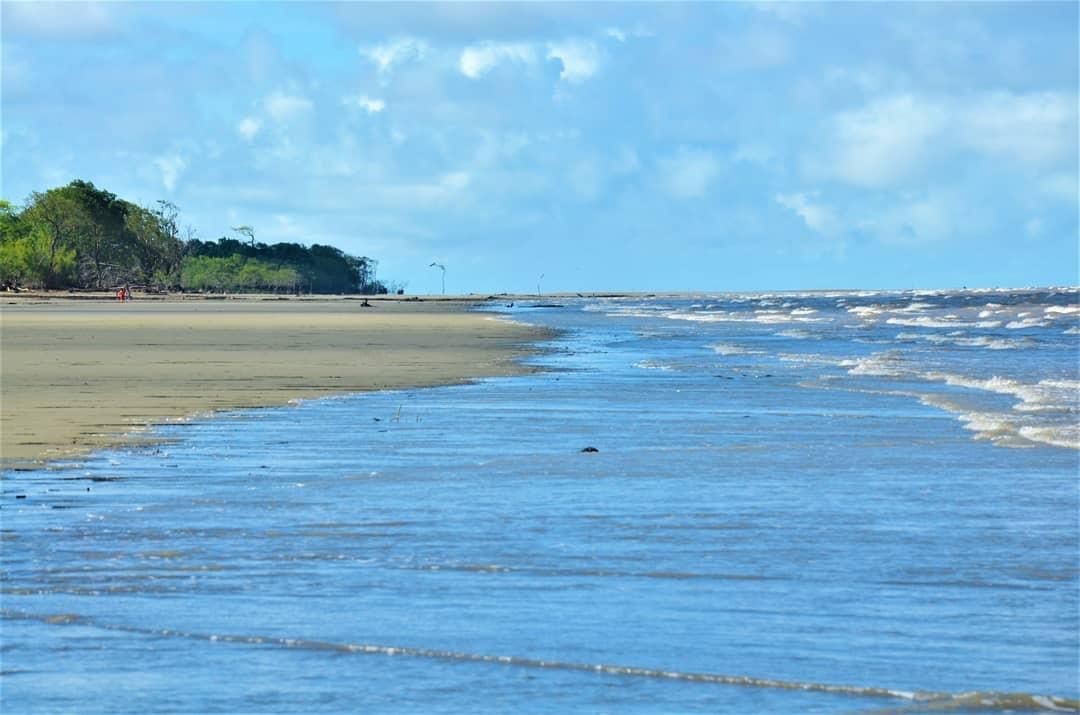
left=0, top=295, right=553, bottom=469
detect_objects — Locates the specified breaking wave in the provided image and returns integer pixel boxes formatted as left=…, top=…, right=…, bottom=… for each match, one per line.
left=4, top=610, right=1076, bottom=712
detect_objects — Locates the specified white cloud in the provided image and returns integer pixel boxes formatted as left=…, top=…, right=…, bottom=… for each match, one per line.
left=5, top=1, right=113, bottom=37
left=342, top=95, right=386, bottom=114
left=236, top=117, right=262, bottom=141
left=459, top=42, right=536, bottom=79
left=378, top=171, right=472, bottom=207
left=962, top=92, right=1077, bottom=166
left=733, top=143, right=776, bottom=168
left=813, top=91, right=1078, bottom=188
left=264, top=91, right=313, bottom=122
left=603, top=25, right=653, bottom=43
left=604, top=27, right=627, bottom=43
left=720, top=29, right=790, bottom=69
left=546, top=40, right=601, bottom=83
left=820, top=94, right=947, bottom=188
left=658, top=148, right=720, bottom=199
left=270, top=213, right=305, bottom=241
left=457, top=38, right=601, bottom=83
left=862, top=193, right=957, bottom=244
left=440, top=171, right=470, bottom=191
left=1038, top=172, right=1079, bottom=203
left=154, top=155, right=186, bottom=192
left=361, top=37, right=427, bottom=74
left=775, top=192, right=836, bottom=234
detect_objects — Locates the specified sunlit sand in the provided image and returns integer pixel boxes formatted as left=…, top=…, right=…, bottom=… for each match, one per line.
left=0, top=295, right=547, bottom=466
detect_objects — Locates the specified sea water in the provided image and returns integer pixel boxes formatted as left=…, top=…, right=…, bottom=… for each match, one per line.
left=2, top=289, right=1078, bottom=713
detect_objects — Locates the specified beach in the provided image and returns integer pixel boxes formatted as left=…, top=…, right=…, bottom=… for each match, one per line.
left=2, top=289, right=1077, bottom=712
left=0, top=295, right=547, bottom=466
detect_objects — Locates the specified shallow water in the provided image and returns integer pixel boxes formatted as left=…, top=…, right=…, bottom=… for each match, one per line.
left=3, top=289, right=1078, bottom=713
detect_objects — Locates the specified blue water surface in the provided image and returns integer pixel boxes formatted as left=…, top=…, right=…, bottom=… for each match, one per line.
left=3, top=290, right=1078, bottom=713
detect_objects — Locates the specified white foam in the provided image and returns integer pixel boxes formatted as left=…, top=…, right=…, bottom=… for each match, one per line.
left=710, top=343, right=760, bottom=356
left=847, top=306, right=884, bottom=317
left=775, top=328, right=813, bottom=340
left=633, top=360, right=675, bottom=371
left=842, top=352, right=908, bottom=377
left=663, top=310, right=823, bottom=325
left=777, top=352, right=847, bottom=366
left=896, top=333, right=1027, bottom=350
left=894, top=302, right=936, bottom=313
left=965, top=336, right=1026, bottom=350
left=1044, top=305, right=1080, bottom=315
left=927, top=373, right=1080, bottom=414
left=1005, top=318, right=1050, bottom=329
left=886, top=316, right=967, bottom=329
left=609, top=309, right=669, bottom=320
left=918, top=395, right=1031, bottom=447
left=1019, top=425, right=1080, bottom=450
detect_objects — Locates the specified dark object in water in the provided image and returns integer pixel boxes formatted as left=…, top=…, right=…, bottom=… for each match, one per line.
left=581, top=446, right=599, bottom=453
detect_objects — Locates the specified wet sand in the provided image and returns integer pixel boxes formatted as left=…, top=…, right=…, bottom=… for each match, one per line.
left=0, top=296, right=547, bottom=467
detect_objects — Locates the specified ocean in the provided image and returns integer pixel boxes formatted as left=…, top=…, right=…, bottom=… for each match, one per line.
left=3, top=288, right=1078, bottom=713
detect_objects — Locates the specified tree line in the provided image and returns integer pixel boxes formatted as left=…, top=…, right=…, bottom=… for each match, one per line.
left=0, top=180, right=388, bottom=294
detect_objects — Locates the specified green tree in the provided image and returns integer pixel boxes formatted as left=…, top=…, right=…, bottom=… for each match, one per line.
left=4, top=180, right=394, bottom=293
left=60, top=180, right=136, bottom=288
left=0, top=224, right=76, bottom=288
left=126, top=200, right=183, bottom=289
left=20, top=190, right=92, bottom=288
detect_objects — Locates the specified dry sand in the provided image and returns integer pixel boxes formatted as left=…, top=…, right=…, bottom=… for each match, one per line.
left=0, top=296, right=548, bottom=467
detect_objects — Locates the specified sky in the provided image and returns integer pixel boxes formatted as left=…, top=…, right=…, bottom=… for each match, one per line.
left=2, top=1, right=1077, bottom=294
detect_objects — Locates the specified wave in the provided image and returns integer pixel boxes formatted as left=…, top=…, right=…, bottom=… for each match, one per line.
left=841, top=352, right=909, bottom=377
left=1006, top=317, right=1051, bottom=330
left=1018, top=425, right=1080, bottom=451
left=4, top=610, right=1076, bottom=711
left=710, top=343, right=761, bottom=356
left=633, top=359, right=676, bottom=371
left=894, top=302, right=937, bottom=313
left=775, top=328, right=815, bottom=340
left=916, top=395, right=1030, bottom=447
left=886, top=316, right=1003, bottom=329
left=848, top=306, right=886, bottom=318
left=815, top=353, right=1079, bottom=449
left=894, top=332, right=1031, bottom=350
left=927, top=374, right=1079, bottom=414
left=777, top=352, right=847, bottom=366
left=915, top=377, right=1079, bottom=449
left=661, top=310, right=827, bottom=325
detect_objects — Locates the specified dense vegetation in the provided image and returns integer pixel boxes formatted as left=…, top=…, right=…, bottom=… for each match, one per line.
left=0, top=181, right=388, bottom=294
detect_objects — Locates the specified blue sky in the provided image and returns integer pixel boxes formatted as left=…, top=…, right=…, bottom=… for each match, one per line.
left=2, top=2, right=1077, bottom=294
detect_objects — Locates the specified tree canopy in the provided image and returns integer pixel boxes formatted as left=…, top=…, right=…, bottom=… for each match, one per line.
left=0, top=181, right=388, bottom=294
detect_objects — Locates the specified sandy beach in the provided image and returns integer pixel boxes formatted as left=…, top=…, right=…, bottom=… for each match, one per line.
left=0, top=295, right=548, bottom=467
